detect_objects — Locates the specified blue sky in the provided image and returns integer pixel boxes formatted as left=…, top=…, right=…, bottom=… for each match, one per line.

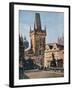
left=19, top=10, right=64, bottom=46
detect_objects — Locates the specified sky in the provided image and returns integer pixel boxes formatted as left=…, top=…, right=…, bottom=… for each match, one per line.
left=19, top=10, right=64, bottom=47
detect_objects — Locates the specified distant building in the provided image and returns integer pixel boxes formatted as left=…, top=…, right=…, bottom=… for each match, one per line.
left=23, top=37, right=29, bottom=50
left=19, top=35, right=29, bottom=60
left=19, top=34, right=24, bottom=61
left=57, top=33, right=64, bottom=45
left=44, top=43, right=64, bottom=68
left=19, top=34, right=24, bottom=79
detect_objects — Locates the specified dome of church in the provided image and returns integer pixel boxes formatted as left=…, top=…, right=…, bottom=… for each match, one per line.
left=23, top=37, right=29, bottom=49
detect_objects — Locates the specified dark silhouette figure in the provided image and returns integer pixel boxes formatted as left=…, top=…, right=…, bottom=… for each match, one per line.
left=50, top=53, right=56, bottom=67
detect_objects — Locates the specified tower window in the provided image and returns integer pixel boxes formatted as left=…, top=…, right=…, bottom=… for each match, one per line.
left=49, top=46, right=53, bottom=49
left=39, top=50, right=43, bottom=55
left=39, top=51, right=41, bottom=55
left=54, top=48, right=56, bottom=50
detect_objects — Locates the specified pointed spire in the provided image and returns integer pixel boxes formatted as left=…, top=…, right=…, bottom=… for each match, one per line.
left=31, top=40, right=32, bottom=49
left=19, top=31, right=21, bottom=38
left=34, top=13, right=41, bottom=31
left=19, top=33, right=21, bottom=41
left=30, top=26, right=31, bottom=32
left=20, top=33, right=23, bottom=44
left=44, top=26, right=46, bottom=32
left=24, top=36, right=26, bottom=41
left=34, top=23, right=35, bottom=30
left=44, top=26, right=46, bottom=30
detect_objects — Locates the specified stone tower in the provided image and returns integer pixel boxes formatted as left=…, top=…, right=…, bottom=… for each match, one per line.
left=30, top=13, right=46, bottom=66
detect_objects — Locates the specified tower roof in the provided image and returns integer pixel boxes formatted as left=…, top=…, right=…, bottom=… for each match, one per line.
left=34, top=13, right=41, bottom=30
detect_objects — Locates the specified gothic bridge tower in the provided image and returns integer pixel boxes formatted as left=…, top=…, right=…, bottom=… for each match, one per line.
left=30, top=13, right=46, bottom=67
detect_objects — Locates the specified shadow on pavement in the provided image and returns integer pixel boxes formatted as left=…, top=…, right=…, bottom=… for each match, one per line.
left=24, top=73, right=29, bottom=79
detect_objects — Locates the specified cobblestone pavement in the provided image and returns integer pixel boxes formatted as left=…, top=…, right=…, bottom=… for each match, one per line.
left=24, top=70, right=64, bottom=79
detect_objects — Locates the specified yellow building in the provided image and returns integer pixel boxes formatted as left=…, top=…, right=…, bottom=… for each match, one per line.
left=44, top=43, right=64, bottom=68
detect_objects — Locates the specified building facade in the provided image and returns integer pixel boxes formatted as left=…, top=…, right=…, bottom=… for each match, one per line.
left=44, top=43, right=64, bottom=68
